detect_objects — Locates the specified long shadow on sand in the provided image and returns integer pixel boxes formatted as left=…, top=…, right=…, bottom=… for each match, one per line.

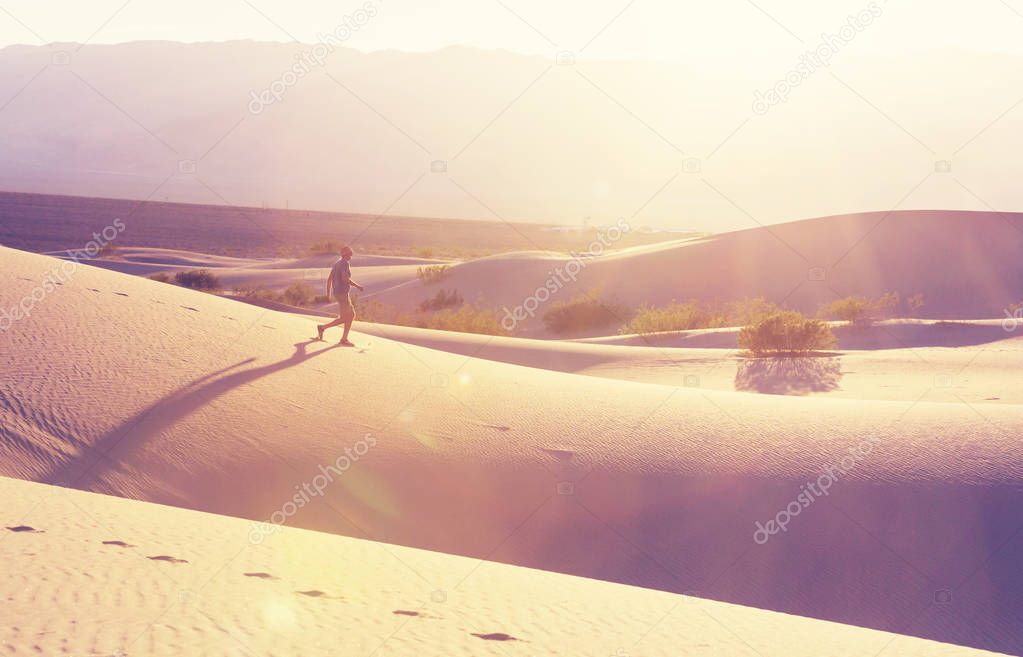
left=734, top=356, right=842, bottom=395
left=40, top=340, right=338, bottom=489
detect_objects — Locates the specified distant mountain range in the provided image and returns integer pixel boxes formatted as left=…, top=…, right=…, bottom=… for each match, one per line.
left=1, top=41, right=1021, bottom=231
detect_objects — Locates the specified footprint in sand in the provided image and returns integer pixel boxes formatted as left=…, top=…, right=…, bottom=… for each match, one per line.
left=243, top=572, right=278, bottom=580
left=88, top=288, right=101, bottom=293
left=180, top=306, right=199, bottom=312
left=114, top=292, right=129, bottom=297
left=295, top=590, right=342, bottom=600
left=541, top=448, right=576, bottom=462
left=471, top=632, right=519, bottom=642
left=102, top=540, right=135, bottom=548
left=392, top=610, right=421, bottom=617
left=5, top=525, right=43, bottom=533
left=148, top=555, right=188, bottom=564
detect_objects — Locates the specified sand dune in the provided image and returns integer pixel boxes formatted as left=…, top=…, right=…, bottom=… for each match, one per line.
left=368, top=211, right=1023, bottom=334
left=57, top=246, right=440, bottom=294
left=353, top=322, right=1023, bottom=403
left=3, top=477, right=1003, bottom=657
left=3, top=247, right=1022, bottom=653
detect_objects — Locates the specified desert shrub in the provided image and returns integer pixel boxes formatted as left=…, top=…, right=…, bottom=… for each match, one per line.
left=422, top=305, right=508, bottom=335
left=174, top=269, right=221, bottom=290
left=352, top=297, right=397, bottom=323
left=873, top=291, right=900, bottom=319
left=906, top=293, right=925, bottom=315
left=621, top=301, right=706, bottom=335
left=98, top=243, right=118, bottom=257
left=542, top=290, right=626, bottom=335
left=417, top=264, right=451, bottom=284
left=619, top=297, right=781, bottom=335
left=818, top=296, right=871, bottom=324
left=738, top=311, right=837, bottom=355
left=282, top=282, right=315, bottom=307
left=820, top=292, right=909, bottom=325
left=148, top=272, right=172, bottom=284
left=235, top=283, right=320, bottom=308
left=419, top=288, right=463, bottom=312
left=353, top=296, right=507, bottom=336
left=308, top=240, right=345, bottom=256
left=236, top=285, right=279, bottom=302
left=416, top=247, right=435, bottom=259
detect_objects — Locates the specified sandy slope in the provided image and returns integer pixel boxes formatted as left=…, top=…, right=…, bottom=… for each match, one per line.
left=55, top=247, right=443, bottom=295
left=3, top=247, right=1023, bottom=653
left=3, top=477, right=1003, bottom=657
left=353, top=322, right=1023, bottom=403
left=367, top=211, right=1023, bottom=333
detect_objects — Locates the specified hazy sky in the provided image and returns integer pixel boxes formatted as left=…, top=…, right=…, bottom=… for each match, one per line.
left=3, top=0, right=1022, bottom=228
left=2, top=0, right=1023, bottom=61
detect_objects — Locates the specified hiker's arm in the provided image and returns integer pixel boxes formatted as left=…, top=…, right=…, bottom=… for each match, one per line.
left=349, top=277, right=364, bottom=291
left=325, top=275, right=333, bottom=298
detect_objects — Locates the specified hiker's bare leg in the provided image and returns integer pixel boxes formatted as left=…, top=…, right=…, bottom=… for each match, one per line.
left=317, top=316, right=344, bottom=339
left=317, top=298, right=350, bottom=339
left=337, top=295, right=356, bottom=344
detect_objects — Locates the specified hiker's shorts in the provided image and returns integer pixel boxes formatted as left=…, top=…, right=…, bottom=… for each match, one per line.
left=336, top=293, right=355, bottom=320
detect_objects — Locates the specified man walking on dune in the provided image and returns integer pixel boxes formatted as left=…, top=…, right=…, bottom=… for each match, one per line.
left=317, top=245, right=364, bottom=346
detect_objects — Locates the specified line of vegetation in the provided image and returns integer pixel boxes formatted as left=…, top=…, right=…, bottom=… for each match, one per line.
left=538, top=289, right=928, bottom=354
left=620, top=297, right=786, bottom=336
left=817, top=292, right=924, bottom=326
left=236, top=282, right=329, bottom=308
left=356, top=294, right=508, bottom=336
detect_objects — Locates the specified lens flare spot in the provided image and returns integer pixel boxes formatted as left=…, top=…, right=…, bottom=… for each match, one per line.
left=412, top=430, right=440, bottom=449
left=261, top=597, right=297, bottom=632
left=339, top=468, right=401, bottom=519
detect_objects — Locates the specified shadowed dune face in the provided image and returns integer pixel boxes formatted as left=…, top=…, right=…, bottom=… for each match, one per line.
left=2, top=248, right=1023, bottom=653
left=4, top=477, right=999, bottom=657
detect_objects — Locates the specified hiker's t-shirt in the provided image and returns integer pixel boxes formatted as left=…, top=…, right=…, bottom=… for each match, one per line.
left=330, top=259, right=352, bottom=296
